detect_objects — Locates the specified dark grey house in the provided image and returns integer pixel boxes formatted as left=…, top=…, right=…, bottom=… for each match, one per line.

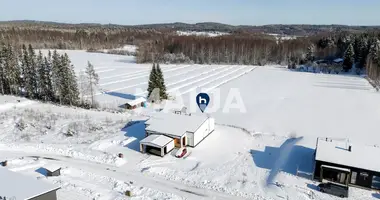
left=0, top=167, right=60, bottom=200
left=313, top=137, right=380, bottom=190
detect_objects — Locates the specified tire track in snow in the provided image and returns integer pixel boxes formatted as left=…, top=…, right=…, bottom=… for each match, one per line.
left=95, top=66, right=205, bottom=96
left=179, top=66, right=247, bottom=95
left=99, top=65, right=192, bottom=86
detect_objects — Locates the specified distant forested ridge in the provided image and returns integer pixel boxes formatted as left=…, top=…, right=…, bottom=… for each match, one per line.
left=1, top=21, right=380, bottom=83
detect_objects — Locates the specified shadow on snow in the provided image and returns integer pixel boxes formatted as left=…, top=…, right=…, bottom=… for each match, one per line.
left=250, top=137, right=315, bottom=186
left=35, top=167, right=48, bottom=176
left=373, top=193, right=380, bottom=199
left=121, top=120, right=147, bottom=152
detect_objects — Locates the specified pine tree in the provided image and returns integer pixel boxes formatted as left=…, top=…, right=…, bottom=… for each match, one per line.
left=343, top=43, right=355, bottom=72
left=155, top=63, right=168, bottom=100
left=147, top=63, right=157, bottom=97
left=85, top=61, right=99, bottom=107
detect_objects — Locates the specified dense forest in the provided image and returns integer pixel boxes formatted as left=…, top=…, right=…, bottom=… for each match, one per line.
left=1, top=21, right=380, bottom=90
left=0, top=43, right=99, bottom=108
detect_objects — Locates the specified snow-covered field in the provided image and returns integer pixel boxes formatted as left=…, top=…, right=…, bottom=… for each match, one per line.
left=176, top=31, right=230, bottom=37
left=1, top=50, right=380, bottom=200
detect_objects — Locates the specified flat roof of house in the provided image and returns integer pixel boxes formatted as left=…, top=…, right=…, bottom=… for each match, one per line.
left=140, top=134, right=173, bottom=148
left=315, top=138, right=380, bottom=172
left=125, top=97, right=146, bottom=106
left=145, top=112, right=209, bottom=137
left=0, top=167, right=60, bottom=200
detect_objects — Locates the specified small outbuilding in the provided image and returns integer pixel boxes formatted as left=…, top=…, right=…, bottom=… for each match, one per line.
left=44, top=165, right=61, bottom=177
left=0, top=167, right=60, bottom=200
left=140, top=112, right=215, bottom=156
left=313, top=137, right=380, bottom=190
left=124, top=97, right=146, bottom=110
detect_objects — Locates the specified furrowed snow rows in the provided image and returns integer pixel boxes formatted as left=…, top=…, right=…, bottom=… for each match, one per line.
left=95, top=64, right=255, bottom=100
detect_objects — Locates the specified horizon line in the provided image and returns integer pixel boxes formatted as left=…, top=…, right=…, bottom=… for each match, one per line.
left=1, top=19, right=380, bottom=28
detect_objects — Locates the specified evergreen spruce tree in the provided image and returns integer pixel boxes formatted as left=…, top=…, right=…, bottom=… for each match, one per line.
left=27, top=44, right=38, bottom=98
left=306, top=44, right=315, bottom=62
left=20, top=44, right=29, bottom=96
left=147, top=63, right=157, bottom=97
left=155, top=63, right=168, bottom=100
left=36, top=51, right=49, bottom=101
left=0, top=44, right=6, bottom=95
left=343, top=43, right=355, bottom=72
left=51, top=50, right=62, bottom=103
left=85, top=61, right=99, bottom=107
left=4, top=44, right=20, bottom=95
left=43, top=56, right=54, bottom=102
left=60, top=53, right=79, bottom=106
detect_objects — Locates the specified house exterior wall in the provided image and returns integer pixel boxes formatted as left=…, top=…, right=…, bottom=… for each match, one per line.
left=30, top=190, right=58, bottom=200
left=192, top=118, right=214, bottom=147
left=314, top=159, right=380, bottom=189
left=186, top=132, right=194, bottom=147
left=166, top=140, right=175, bottom=152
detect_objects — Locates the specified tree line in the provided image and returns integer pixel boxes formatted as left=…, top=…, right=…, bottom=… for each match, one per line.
left=0, top=43, right=99, bottom=108
left=136, top=31, right=380, bottom=80
left=0, top=27, right=168, bottom=50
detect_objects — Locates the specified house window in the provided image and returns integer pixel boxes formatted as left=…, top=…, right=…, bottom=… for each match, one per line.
left=351, top=172, right=357, bottom=184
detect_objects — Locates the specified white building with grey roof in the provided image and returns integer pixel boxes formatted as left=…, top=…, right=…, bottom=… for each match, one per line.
left=140, top=112, right=215, bottom=157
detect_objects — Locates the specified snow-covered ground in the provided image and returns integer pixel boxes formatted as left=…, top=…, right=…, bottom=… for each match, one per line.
left=1, top=50, right=380, bottom=200
left=176, top=31, right=230, bottom=37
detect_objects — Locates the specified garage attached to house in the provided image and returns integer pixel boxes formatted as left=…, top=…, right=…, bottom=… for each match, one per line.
left=140, top=134, right=175, bottom=157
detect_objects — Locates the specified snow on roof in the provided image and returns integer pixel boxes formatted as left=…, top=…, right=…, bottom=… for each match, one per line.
left=140, top=134, right=173, bottom=148
left=145, top=112, right=209, bottom=137
left=125, top=97, right=146, bottom=106
left=44, top=164, right=61, bottom=172
left=0, top=167, right=60, bottom=200
left=315, top=138, right=380, bottom=172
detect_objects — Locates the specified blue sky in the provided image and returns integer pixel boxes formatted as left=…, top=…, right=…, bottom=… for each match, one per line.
left=1, top=0, right=379, bottom=25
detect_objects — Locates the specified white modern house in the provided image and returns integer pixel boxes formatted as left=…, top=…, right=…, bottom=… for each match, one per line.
left=140, top=112, right=215, bottom=157
left=0, top=167, right=60, bottom=200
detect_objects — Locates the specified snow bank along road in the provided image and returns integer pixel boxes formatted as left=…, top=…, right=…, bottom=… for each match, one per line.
left=1, top=150, right=247, bottom=200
